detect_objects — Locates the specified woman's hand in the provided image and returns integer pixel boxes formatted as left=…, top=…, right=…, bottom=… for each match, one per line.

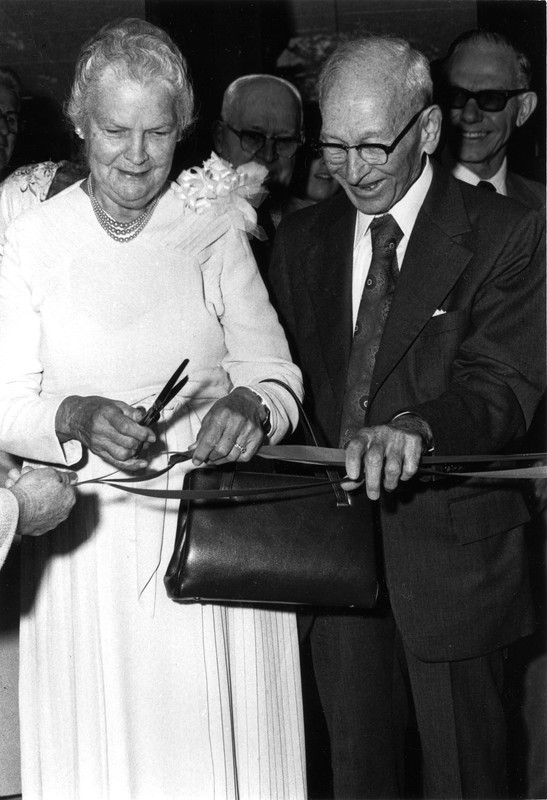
left=55, top=395, right=156, bottom=471
left=190, top=388, right=267, bottom=466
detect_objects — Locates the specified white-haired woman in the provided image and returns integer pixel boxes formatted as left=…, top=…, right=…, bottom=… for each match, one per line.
left=0, top=18, right=306, bottom=799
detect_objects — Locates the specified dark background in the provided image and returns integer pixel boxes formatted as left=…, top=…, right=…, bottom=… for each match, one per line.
left=0, top=0, right=545, bottom=181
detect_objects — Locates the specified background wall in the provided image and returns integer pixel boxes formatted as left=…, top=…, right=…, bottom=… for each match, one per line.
left=0, top=0, right=544, bottom=178
left=0, top=0, right=146, bottom=166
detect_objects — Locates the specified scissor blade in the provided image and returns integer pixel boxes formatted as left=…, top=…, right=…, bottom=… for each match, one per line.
left=154, top=358, right=189, bottom=407
left=140, top=358, right=189, bottom=427
left=162, top=372, right=189, bottom=406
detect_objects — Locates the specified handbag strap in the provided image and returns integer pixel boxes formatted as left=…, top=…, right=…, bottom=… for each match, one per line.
left=260, top=379, right=349, bottom=506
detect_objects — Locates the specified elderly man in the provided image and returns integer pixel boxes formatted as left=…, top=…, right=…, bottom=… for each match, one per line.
left=213, top=74, right=303, bottom=276
left=0, top=67, right=21, bottom=180
left=439, top=29, right=544, bottom=210
left=269, top=36, right=545, bottom=799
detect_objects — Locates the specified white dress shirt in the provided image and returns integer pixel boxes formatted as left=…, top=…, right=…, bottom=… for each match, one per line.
left=451, top=158, right=507, bottom=195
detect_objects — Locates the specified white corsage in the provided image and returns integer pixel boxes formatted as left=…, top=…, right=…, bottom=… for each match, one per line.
left=172, top=152, right=268, bottom=215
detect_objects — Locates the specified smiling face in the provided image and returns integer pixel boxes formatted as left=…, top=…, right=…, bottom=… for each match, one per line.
left=445, top=42, right=534, bottom=179
left=82, top=67, right=179, bottom=221
left=320, top=63, right=441, bottom=215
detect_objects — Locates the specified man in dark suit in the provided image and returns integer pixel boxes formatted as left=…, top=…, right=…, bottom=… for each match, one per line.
left=438, top=29, right=544, bottom=212
left=269, top=36, right=545, bottom=799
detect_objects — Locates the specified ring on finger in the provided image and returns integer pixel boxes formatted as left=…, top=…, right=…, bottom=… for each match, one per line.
left=234, top=443, right=247, bottom=455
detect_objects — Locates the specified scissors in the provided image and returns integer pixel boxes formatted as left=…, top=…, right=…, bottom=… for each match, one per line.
left=140, top=357, right=190, bottom=428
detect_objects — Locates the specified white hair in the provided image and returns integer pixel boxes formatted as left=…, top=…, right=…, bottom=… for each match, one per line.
left=319, top=36, right=432, bottom=118
left=66, top=17, right=194, bottom=136
left=221, top=74, right=303, bottom=129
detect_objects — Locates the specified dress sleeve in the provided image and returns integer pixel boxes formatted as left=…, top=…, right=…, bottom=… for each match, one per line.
left=0, top=221, right=82, bottom=465
left=209, top=216, right=303, bottom=441
left=0, top=163, right=59, bottom=260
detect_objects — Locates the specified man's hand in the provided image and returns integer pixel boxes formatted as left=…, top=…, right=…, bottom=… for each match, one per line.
left=190, top=387, right=267, bottom=465
left=55, top=395, right=155, bottom=471
left=8, top=466, right=77, bottom=536
left=343, top=416, right=432, bottom=500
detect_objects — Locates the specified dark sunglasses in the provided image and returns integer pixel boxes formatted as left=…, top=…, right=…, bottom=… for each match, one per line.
left=447, top=86, right=526, bottom=112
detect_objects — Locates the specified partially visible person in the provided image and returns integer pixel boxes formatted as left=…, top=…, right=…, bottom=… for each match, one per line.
left=0, top=466, right=76, bottom=570
left=283, top=103, right=340, bottom=217
left=0, top=67, right=21, bottom=181
left=0, top=158, right=88, bottom=256
left=438, top=29, right=544, bottom=210
left=212, top=74, right=303, bottom=275
left=439, top=31, right=546, bottom=797
left=0, top=18, right=305, bottom=799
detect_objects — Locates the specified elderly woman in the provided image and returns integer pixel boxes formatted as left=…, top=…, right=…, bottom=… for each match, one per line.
left=0, top=18, right=306, bottom=800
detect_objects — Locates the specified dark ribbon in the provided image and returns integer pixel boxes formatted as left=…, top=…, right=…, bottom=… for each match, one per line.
left=77, top=450, right=547, bottom=501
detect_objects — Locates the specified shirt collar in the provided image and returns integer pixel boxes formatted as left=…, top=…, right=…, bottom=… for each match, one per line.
left=354, top=156, right=434, bottom=246
left=451, top=158, right=507, bottom=195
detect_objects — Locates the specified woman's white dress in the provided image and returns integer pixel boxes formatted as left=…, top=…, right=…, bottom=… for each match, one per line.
left=0, top=180, right=306, bottom=800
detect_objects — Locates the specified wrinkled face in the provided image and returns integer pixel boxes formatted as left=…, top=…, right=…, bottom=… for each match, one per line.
left=304, top=155, right=340, bottom=203
left=82, top=68, right=179, bottom=220
left=445, top=43, right=525, bottom=176
left=320, top=68, right=439, bottom=215
left=217, top=82, right=301, bottom=192
left=0, top=84, right=19, bottom=172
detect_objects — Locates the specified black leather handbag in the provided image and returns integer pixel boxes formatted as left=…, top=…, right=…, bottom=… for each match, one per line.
left=164, top=381, right=379, bottom=608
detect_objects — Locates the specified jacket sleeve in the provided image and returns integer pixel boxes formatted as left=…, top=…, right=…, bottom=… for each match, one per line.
left=411, top=208, right=546, bottom=454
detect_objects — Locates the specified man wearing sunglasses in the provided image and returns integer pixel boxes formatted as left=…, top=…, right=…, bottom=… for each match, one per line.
left=269, top=35, right=545, bottom=799
left=440, top=30, right=544, bottom=210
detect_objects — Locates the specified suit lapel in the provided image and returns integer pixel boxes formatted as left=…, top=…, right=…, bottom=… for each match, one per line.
left=302, top=195, right=356, bottom=399
left=370, top=168, right=473, bottom=404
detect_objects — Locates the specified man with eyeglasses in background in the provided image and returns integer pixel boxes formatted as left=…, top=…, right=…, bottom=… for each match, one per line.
left=438, top=29, right=544, bottom=211
left=268, top=35, right=545, bottom=799
left=213, top=74, right=303, bottom=280
left=0, top=67, right=21, bottom=181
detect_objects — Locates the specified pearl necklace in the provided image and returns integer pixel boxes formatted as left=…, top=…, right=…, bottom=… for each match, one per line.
left=87, top=176, right=160, bottom=243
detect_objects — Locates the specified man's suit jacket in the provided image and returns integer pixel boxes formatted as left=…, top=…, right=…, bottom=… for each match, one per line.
left=269, top=165, right=545, bottom=663
left=505, top=170, right=545, bottom=213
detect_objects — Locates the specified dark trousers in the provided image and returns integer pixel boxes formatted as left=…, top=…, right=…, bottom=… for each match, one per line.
left=309, top=611, right=508, bottom=799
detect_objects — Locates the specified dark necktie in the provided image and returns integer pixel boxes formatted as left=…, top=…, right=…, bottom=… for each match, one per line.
left=339, top=213, right=403, bottom=447
left=477, top=180, right=496, bottom=193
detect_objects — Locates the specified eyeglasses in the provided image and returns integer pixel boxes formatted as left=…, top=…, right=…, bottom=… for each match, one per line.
left=223, top=122, right=302, bottom=159
left=447, top=86, right=526, bottom=112
left=315, top=107, right=426, bottom=167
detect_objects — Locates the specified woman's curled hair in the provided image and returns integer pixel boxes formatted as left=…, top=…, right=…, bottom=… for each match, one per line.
left=66, top=17, right=195, bottom=137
